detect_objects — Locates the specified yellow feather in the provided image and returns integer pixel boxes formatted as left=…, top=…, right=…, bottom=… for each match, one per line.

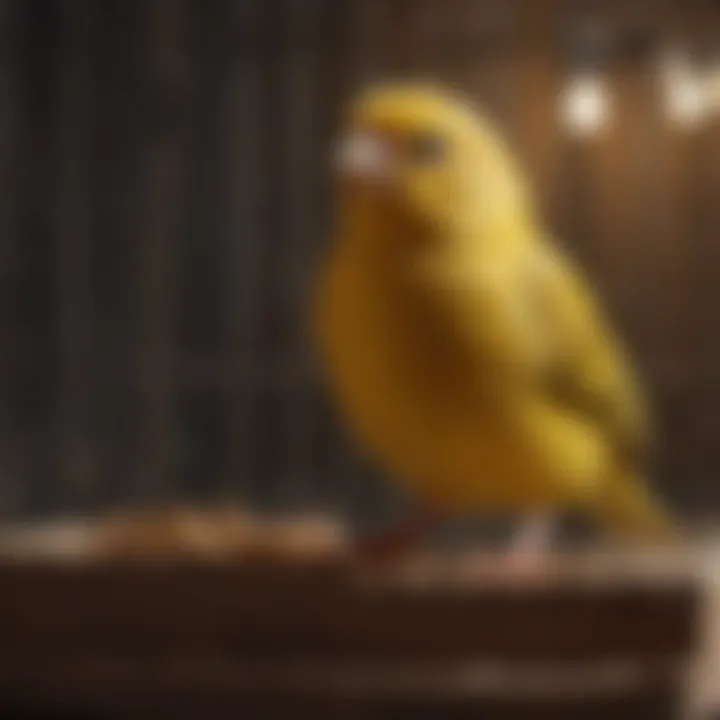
left=313, top=82, right=677, bottom=541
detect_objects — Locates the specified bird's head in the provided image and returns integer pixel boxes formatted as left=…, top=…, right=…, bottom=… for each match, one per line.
left=333, top=82, right=533, bottom=242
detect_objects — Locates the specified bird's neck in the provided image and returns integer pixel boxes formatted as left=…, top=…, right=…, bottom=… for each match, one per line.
left=336, top=194, right=430, bottom=267
left=334, top=191, right=541, bottom=273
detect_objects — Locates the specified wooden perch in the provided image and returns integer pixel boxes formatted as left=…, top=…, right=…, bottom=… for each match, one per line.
left=0, top=513, right=703, bottom=719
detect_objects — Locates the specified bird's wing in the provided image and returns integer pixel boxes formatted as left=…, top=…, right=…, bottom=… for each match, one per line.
left=407, top=241, right=560, bottom=407
left=409, top=240, right=650, bottom=460
left=530, top=248, right=651, bottom=462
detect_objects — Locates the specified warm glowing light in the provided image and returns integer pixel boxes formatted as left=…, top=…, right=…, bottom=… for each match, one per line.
left=560, top=71, right=610, bottom=139
left=661, top=50, right=709, bottom=129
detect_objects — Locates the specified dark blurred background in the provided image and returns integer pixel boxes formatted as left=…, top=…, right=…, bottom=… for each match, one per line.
left=0, top=2, right=714, bottom=717
left=0, top=0, right=719, bottom=525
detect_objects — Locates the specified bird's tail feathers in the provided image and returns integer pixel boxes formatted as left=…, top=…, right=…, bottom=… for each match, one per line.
left=592, top=468, right=681, bottom=545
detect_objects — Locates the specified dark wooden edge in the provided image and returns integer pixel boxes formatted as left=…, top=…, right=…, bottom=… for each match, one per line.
left=0, top=657, right=688, bottom=720
left=0, top=559, right=703, bottom=662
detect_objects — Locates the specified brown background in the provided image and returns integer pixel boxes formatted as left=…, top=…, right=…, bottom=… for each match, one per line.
left=0, top=0, right=718, bottom=523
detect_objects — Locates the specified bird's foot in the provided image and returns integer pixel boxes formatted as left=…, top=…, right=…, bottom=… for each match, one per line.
left=492, top=510, right=556, bottom=585
left=351, top=533, right=416, bottom=569
left=499, top=546, right=552, bottom=584
left=350, top=510, right=439, bottom=570
left=472, top=547, right=552, bottom=585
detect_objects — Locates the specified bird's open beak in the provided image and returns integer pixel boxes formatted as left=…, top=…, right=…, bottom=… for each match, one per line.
left=333, top=131, right=394, bottom=184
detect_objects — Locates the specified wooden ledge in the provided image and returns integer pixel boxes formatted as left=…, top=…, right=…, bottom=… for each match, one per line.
left=0, top=553, right=702, bottom=663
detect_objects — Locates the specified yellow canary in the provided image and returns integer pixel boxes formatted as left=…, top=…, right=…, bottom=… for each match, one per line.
left=313, top=82, right=676, bottom=549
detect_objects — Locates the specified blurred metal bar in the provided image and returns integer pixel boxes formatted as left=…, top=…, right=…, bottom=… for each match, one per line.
left=310, top=0, right=373, bottom=517
left=382, top=0, right=431, bottom=77
left=251, top=0, right=286, bottom=507
left=559, top=0, right=603, bottom=268
left=322, top=0, right=367, bottom=519
left=652, top=0, right=700, bottom=386
left=87, top=0, right=145, bottom=510
left=352, top=0, right=385, bottom=82
left=512, top=0, right=564, bottom=230
left=597, top=0, right=662, bottom=362
left=258, top=0, right=299, bottom=509
left=221, top=0, right=265, bottom=502
left=171, top=0, right=231, bottom=502
left=0, top=0, right=19, bottom=516
left=647, top=0, right=708, bottom=514
left=429, top=0, right=471, bottom=89
left=12, top=0, right=62, bottom=516
left=280, top=0, right=322, bottom=509
left=638, top=0, right=697, bottom=506
left=52, top=0, right=94, bottom=512
left=688, top=0, right=720, bottom=383
left=222, top=0, right=284, bottom=508
left=464, top=0, right=516, bottom=119
left=136, top=0, right=191, bottom=501
left=258, top=0, right=285, bottom=367
left=673, top=0, right=720, bottom=511
left=178, top=0, right=226, bottom=360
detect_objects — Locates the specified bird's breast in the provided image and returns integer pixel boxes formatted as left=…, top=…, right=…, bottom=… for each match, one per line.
left=316, top=250, right=532, bottom=505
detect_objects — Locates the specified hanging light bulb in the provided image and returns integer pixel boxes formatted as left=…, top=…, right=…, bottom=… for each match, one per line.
left=560, top=70, right=611, bottom=139
left=661, top=49, right=709, bottom=129
left=560, top=17, right=611, bottom=140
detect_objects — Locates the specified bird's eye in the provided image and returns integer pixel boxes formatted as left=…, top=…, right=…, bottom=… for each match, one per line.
left=408, top=133, right=446, bottom=164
